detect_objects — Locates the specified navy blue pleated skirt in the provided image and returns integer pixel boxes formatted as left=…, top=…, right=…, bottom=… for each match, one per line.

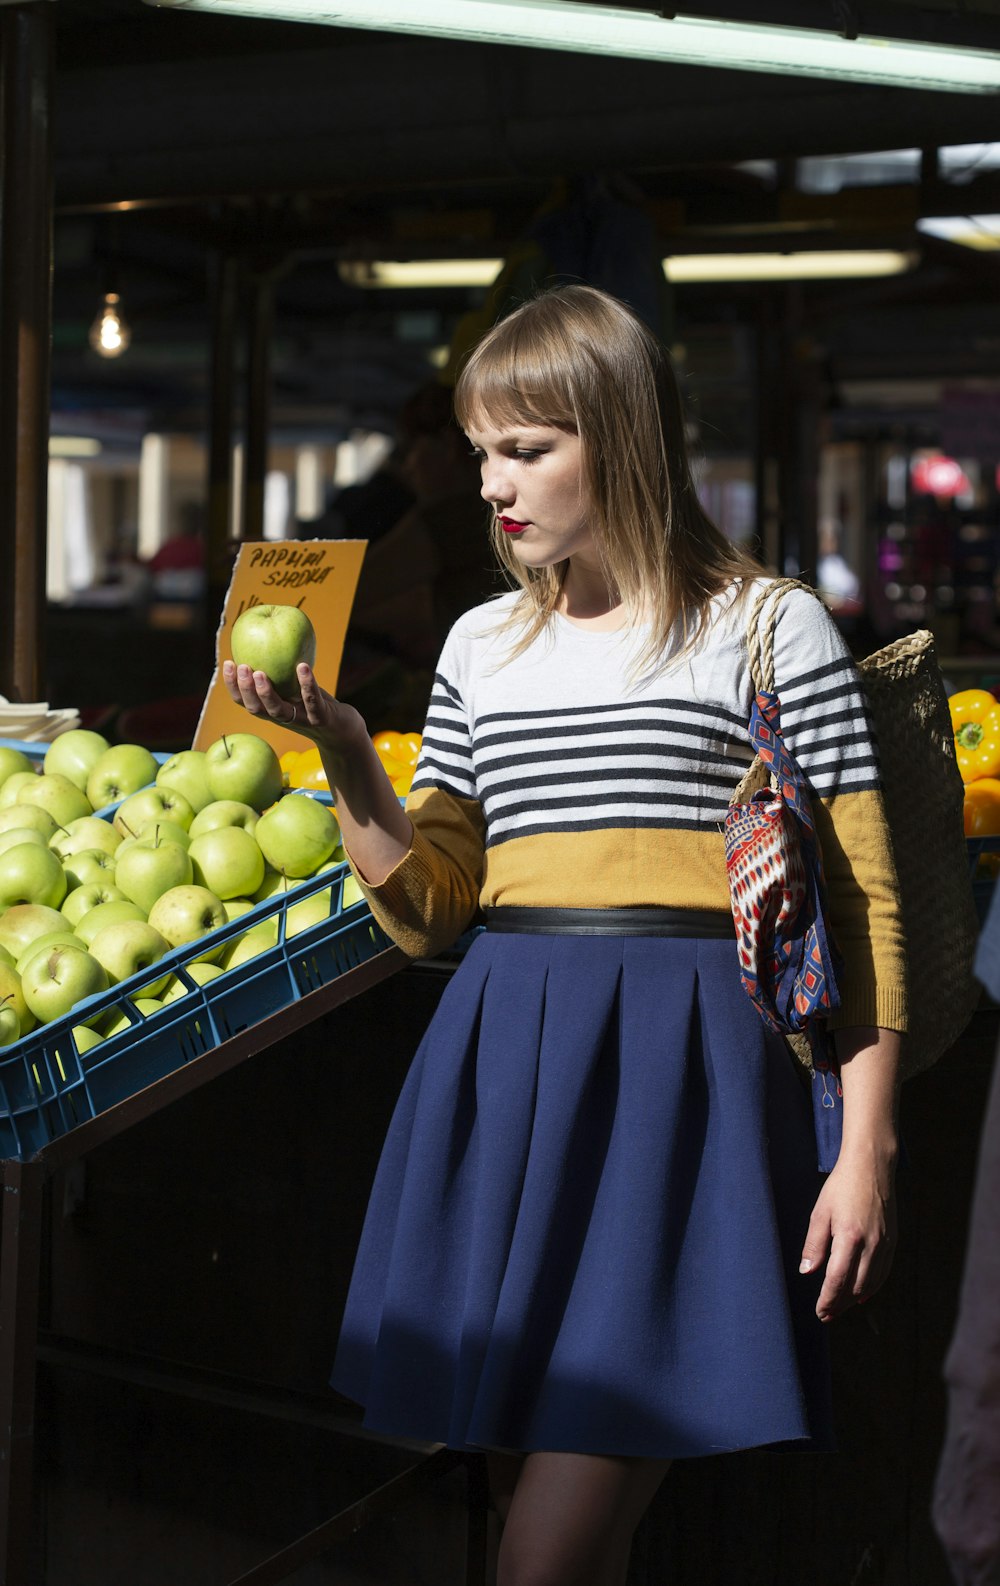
left=330, top=932, right=834, bottom=1457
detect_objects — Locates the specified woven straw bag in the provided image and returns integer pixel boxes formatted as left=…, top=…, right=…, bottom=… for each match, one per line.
left=735, top=578, right=979, bottom=1079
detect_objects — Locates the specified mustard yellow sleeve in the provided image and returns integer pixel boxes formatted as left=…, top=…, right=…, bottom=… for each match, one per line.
left=348, top=786, right=486, bottom=960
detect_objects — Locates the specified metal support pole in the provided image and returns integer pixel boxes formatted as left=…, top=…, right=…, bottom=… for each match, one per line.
left=242, top=267, right=273, bottom=543
left=0, top=3, right=54, bottom=705
left=0, top=1158, right=46, bottom=1585
left=206, top=249, right=239, bottom=644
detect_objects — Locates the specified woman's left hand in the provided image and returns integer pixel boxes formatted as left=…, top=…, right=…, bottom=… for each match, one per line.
left=800, top=1149, right=898, bottom=1322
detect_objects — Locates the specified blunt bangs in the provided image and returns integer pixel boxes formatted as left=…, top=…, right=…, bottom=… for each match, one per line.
left=454, top=310, right=581, bottom=437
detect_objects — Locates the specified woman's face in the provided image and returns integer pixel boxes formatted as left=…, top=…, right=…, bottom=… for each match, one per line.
left=465, top=417, right=598, bottom=570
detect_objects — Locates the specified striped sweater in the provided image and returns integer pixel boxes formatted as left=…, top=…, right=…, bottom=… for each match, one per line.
left=355, top=580, right=908, bottom=1033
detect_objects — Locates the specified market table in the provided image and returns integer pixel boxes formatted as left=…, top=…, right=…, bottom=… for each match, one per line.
left=0, top=943, right=490, bottom=1586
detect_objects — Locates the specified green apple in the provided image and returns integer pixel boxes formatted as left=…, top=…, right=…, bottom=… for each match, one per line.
left=147, top=884, right=227, bottom=952
left=113, top=785, right=195, bottom=840
left=16, top=930, right=83, bottom=975
left=20, top=943, right=109, bottom=1024
left=251, top=865, right=292, bottom=903
left=0, top=999, right=20, bottom=1047
left=0, top=842, right=68, bottom=910
left=0, top=964, right=33, bottom=1035
left=61, top=881, right=127, bottom=928
left=0, top=771, right=39, bottom=808
left=0, top=903, right=67, bottom=961
left=286, top=888, right=332, bottom=937
left=85, top=743, right=159, bottom=811
left=74, top=899, right=147, bottom=946
left=134, top=819, right=191, bottom=851
left=17, top=773, right=92, bottom=828
left=87, top=920, right=171, bottom=994
left=43, top=729, right=110, bottom=792
left=187, top=826, right=264, bottom=901
left=160, top=961, right=224, bottom=1003
left=189, top=799, right=259, bottom=837
left=222, top=897, right=255, bottom=922
left=62, top=848, right=117, bottom=893
left=101, top=998, right=163, bottom=1038
left=205, top=734, right=283, bottom=813
left=155, top=750, right=213, bottom=815
left=230, top=603, right=316, bottom=700
left=115, top=838, right=193, bottom=914
left=220, top=917, right=278, bottom=969
left=50, top=814, right=121, bottom=860
left=342, top=874, right=365, bottom=909
left=0, top=826, right=49, bottom=859
left=254, top=794, right=339, bottom=879
left=71, top=1023, right=104, bottom=1053
left=0, top=804, right=59, bottom=843
left=0, top=747, right=34, bottom=792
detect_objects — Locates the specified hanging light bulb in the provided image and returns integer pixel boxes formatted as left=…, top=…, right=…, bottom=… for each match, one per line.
left=89, top=291, right=131, bottom=358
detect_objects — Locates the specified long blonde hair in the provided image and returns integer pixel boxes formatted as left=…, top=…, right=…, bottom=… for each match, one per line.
left=453, top=284, right=760, bottom=671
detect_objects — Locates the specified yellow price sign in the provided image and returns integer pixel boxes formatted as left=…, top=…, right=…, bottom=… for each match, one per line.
left=193, top=539, right=367, bottom=756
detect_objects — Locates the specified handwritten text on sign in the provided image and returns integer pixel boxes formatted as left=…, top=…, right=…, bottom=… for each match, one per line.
left=193, top=539, right=367, bottom=757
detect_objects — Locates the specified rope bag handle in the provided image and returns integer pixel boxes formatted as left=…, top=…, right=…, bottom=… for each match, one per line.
left=745, top=577, right=816, bottom=694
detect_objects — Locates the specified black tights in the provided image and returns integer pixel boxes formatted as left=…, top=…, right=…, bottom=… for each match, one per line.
left=485, top=1450, right=671, bottom=1586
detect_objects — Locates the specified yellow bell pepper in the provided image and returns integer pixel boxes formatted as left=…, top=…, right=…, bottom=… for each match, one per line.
left=964, top=776, right=1000, bottom=835
left=949, top=689, right=1000, bottom=784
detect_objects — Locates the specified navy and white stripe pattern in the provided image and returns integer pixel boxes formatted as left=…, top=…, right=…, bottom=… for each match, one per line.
left=410, top=587, right=881, bottom=850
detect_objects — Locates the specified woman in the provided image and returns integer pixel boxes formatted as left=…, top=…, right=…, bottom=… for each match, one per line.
left=224, top=285, right=905, bottom=1586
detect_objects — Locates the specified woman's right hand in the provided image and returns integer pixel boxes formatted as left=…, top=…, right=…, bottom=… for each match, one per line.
left=222, top=660, right=367, bottom=764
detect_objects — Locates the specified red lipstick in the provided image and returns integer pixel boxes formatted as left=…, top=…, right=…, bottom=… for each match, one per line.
left=498, top=516, right=528, bottom=533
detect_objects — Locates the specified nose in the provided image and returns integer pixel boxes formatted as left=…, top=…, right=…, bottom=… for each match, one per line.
left=479, top=454, right=512, bottom=509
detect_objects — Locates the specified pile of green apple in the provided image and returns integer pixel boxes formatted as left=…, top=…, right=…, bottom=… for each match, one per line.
left=0, top=728, right=363, bottom=1056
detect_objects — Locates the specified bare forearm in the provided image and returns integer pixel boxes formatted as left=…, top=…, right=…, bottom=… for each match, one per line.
left=320, top=735, right=413, bottom=886
left=835, top=1025, right=902, bottom=1167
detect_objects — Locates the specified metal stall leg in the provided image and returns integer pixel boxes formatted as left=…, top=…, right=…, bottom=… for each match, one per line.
left=0, top=1159, right=46, bottom=1585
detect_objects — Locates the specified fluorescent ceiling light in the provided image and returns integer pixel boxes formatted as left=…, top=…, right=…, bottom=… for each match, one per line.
left=48, top=436, right=102, bottom=457
left=663, top=250, right=917, bottom=281
left=340, top=258, right=503, bottom=288
left=917, top=214, right=1000, bottom=250
left=151, top=0, right=1000, bottom=94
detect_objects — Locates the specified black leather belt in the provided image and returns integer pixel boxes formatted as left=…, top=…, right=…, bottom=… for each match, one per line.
left=483, top=906, right=735, bottom=938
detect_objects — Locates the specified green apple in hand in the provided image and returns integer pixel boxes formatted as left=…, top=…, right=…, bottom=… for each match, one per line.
left=0, top=747, right=33, bottom=793
left=254, top=793, right=339, bottom=879
left=160, top=961, right=224, bottom=1003
left=0, top=841, right=68, bottom=910
left=0, top=903, right=67, bottom=961
left=205, top=734, right=282, bottom=813
left=20, top=943, right=109, bottom=1023
left=115, top=838, right=193, bottom=914
left=62, top=848, right=117, bottom=893
left=189, top=799, right=259, bottom=837
left=43, top=729, right=110, bottom=792
left=147, top=884, right=227, bottom=952
left=61, top=881, right=127, bottom=928
left=155, top=750, right=213, bottom=815
left=17, top=772, right=92, bottom=827
left=87, top=920, right=171, bottom=994
left=230, top=603, right=316, bottom=700
left=113, top=785, right=195, bottom=840
left=0, top=803, right=59, bottom=843
left=85, top=743, right=159, bottom=810
left=187, top=826, right=264, bottom=901
left=50, top=814, right=121, bottom=860
left=74, top=899, right=147, bottom=945
left=0, top=771, right=39, bottom=808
